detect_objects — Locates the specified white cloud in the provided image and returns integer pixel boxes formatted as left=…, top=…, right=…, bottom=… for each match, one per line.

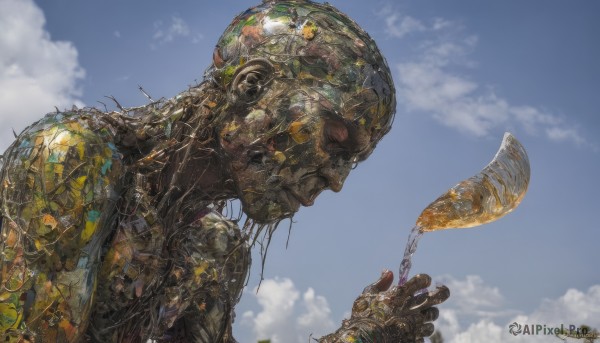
left=432, top=17, right=454, bottom=31
left=297, top=288, right=336, bottom=341
left=516, top=285, right=600, bottom=327
left=153, top=16, right=190, bottom=43
left=385, top=9, right=588, bottom=146
left=430, top=275, right=600, bottom=343
left=241, top=275, right=599, bottom=343
left=242, top=278, right=336, bottom=343
left=434, top=309, right=462, bottom=340
left=397, top=62, right=509, bottom=136
left=151, top=15, right=203, bottom=49
left=545, top=127, right=585, bottom=145
left=0, top=0, right=85, bottom=151
left=382, top=8, right=466, bottom=40
left=252, top=278, right=299, bottom=342
left=439, top=275, right=504, bottom=313
left=384, top=12, right=425, bottom=38
left=452, top=320, right=504, bottom=343
left=114, top=30, right=121, bottom=38
left=510, top=105, right=557, bottom=131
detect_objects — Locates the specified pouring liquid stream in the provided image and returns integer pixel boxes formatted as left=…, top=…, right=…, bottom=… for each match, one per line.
left=398, top=225, right=423, bottom=285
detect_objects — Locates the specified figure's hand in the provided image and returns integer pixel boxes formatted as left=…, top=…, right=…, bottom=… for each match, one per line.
left=320, top=271, right=449, bottom=343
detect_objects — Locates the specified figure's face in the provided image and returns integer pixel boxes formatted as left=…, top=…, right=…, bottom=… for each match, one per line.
left=218, top=73, right=379, bottom=223
left=212, top=1, right=396, bottom=222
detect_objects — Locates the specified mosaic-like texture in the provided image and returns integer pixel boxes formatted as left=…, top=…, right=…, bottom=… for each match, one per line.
left=0, top=1, right=448, bottom=342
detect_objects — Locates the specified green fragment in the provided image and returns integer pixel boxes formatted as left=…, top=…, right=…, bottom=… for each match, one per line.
left=101, top=159, right=112, bottom=175
left=47, top=152, right=60, bottom=163
left=222, top=65, right=238, bottom=85
left=243, top=14, right=257, bottom=26
left=165, top=121, right=172, bottom=138
left=87, top=210, right=101, bottom=223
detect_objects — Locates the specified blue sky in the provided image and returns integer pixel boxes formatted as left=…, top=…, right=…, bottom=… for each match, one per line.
left=1, top=0, right=599, bottom=341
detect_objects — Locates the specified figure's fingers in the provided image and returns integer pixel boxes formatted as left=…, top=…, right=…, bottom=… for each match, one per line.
left=362, top=269, right=394, bottom=294
left=420, top=322, right=435, bottom=337
left=407, top=291, right=431, bottom=310
left=427, top=285, right=450, bottom=306
left=399, top=274, right=432, bottom=296
left=421, top=307, right=439, bottom=322
left=408, top=285, right=450, bottom=311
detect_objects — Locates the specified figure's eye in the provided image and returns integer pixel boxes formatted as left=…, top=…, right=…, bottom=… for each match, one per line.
left=248, top=149, right=265, bottom=165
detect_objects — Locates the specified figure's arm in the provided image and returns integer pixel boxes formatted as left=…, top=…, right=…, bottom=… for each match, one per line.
left=0, top=113, right=123, bottom=342
left=319, top=272, right=449, bottom=343
left=154, top=211, right=250, bottom=343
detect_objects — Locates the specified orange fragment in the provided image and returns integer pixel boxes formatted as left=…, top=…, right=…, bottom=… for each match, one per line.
left=58, top=319, right=77, bottom=341
left=42, top=214, right=58, bottom=230
left=6, top=228, right=17, bottom=247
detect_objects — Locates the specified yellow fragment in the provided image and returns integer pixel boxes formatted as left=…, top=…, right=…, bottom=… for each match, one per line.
left=73, top=175, right=87, bottom=191
left=77, top=142, right=86, bottom=159
left=302, top=22, right=318, bottom=40
left=81, top=220, right=98, bottom=242
left=194, top=261, right=210, bottom=277
left=0, top=303, right=22, bottom=331
left=221, top=121, right=239, bottom=138
left=273, top=151, right=286, bottom=164
left=288, top=121, right=310, bottom=144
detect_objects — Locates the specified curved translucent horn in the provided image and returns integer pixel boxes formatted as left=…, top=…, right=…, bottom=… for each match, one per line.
left=417, top=132, right=530, bottom=232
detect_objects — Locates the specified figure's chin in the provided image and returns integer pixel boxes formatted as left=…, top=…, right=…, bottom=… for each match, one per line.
left=241, top=192, right=300, bottom=223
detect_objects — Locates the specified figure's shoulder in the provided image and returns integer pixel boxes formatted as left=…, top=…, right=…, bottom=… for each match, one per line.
left=8, top=110, right=118, bottom=150
left=0, top=110, right=125, bottom=251
left=2, top=110, right=123, bottom=177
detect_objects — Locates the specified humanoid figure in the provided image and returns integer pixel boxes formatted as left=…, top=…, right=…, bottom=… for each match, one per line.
left=0, top=0, right=448, bottom=342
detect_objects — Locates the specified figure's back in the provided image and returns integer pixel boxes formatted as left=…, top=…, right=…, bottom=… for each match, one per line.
left=0, top=109, right=250, bottom=343
left=0, top=111, right=124, bottom=341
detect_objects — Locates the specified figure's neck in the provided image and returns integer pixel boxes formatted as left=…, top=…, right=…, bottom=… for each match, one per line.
left=127, top=81, right=237, bottom=205
left=131, top=81, right=220, bottom=131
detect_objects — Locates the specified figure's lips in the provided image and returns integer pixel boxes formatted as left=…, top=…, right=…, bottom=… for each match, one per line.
left=282, top=189, right=300, bottom=209
left=283, top=175, right=330, bottom=207
left=284, top=187, right=314, bottom=207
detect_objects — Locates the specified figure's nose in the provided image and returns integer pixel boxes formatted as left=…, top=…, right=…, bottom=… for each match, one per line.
left=319, top=164, right=349, bottom=192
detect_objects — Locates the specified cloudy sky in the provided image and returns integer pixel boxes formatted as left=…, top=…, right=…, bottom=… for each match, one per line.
left=1, top=0, right=599, bottom=342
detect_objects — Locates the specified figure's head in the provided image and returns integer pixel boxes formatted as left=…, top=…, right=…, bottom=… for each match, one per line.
left=210, top=0, right=395, bottom=223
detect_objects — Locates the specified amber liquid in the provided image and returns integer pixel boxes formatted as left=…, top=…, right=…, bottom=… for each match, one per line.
left=398, top=133, right=530, bottom=285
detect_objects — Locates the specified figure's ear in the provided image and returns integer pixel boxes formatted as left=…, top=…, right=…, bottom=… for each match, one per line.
left=228, top=58, right=275, bottom=105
